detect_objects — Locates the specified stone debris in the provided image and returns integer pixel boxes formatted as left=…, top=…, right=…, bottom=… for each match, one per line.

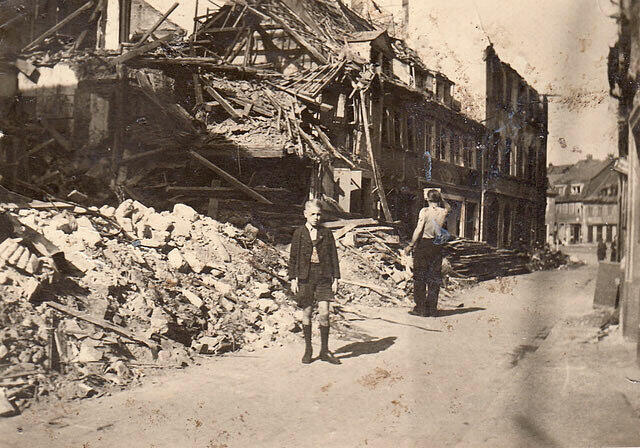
left=0, top=199, right=367, bottom=415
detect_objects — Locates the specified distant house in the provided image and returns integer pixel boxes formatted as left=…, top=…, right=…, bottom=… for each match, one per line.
left=547, top=156, right=620, bottom=244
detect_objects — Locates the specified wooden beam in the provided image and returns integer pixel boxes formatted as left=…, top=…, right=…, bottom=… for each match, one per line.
left=40, top=119, right=73, bottom=152
left=261, top=10, right=327, bottom=64
left=204, top=86, right=241, bottom=118
left=45, top=302, right=158, bottom=350
left=189, top=151, right=273, bottom=205
left=121, top=148, right=169, bottom=164
left=314, top=125, right=356, bottom=168
left=134, top=2, right=179, bottom=48
left=266, top=82, right=333, bottom=112
left=193, top=74, right=204, bottom=105
left=322, top=218, right=377, bottom=229
left=360, top=90, right=392, bottom=222
left=111, top=33, right=174, bottom=65
left=228, top=97, right=273, bottom=117
left=22, top=1, right=94, bottom=52
left=135, top=71, right=195, bottom=131
left=73, top=0, right=106, bottom=50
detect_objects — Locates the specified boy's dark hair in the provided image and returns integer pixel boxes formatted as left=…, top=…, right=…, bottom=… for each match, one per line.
left=426, top=189, right=444, bottom=207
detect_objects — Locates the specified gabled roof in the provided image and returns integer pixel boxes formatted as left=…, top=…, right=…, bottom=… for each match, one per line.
left=583, top=163, right=619, bottom=203
left=554, top=158, right=609, bottom=185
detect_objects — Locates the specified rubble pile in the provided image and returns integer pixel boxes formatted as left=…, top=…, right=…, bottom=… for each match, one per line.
left=0, top=200, right=322, bottom=415
left=527, top=245, right=571, bottom=271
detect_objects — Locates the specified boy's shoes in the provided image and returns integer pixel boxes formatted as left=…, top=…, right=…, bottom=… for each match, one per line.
left=319, top=350, right=342, bottom=365
left=409, top=306, right=429, bottom=317
left=302, top=348, right=313, bottom=364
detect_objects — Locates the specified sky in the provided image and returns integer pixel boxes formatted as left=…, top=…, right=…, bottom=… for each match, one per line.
left=400, top=0, right=620, bottom=165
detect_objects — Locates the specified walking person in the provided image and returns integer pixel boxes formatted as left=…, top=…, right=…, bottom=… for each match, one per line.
left=611, top=237, right=618, bottom=262
left=405, top=189, right=451, bottom=317
left=289, top=199, right=341, bottom=365
left=597, top=239, right=607, bottom=261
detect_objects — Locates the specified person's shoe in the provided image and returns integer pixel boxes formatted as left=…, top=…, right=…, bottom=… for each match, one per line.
left=409, top=305, right=425, bottom=316
left=302, top=347, right=313, bottom=364
left=319, top=350, right=342, bottom=365
left=302, top=324, right=312, bottom=364
left=318, top=325, right=341, bottom=364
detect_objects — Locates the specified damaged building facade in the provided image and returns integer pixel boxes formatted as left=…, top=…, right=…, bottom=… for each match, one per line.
left=0, top=0, right=546, bottom=248
left=483, top=45, right=549, bottom=248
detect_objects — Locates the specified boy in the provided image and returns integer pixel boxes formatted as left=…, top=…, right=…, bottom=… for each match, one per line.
left=405, top=189, right=451, bottom=317
left=289, top=199, right=341, bottom=365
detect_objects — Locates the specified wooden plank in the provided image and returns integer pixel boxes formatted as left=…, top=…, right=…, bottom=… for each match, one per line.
left=189, top=151, right=273, bottom=205
left=193, top=74, right=204, bottom=105
left=228, top=97, right=273, bottom=117
left=73, top=0, right=106, bottom=50
left=135, top=71, right=195, bottom=131
left=204, top=86, right=241, bottom=118
left=45, top=302, right=157, bottom=349
left=22, top=1, right=94, bottom=52
left=322, top=218, right=377, bottom=229
left=40, top=119, right=73, bottom=152
left=360, top=90, right=392, bottom=222
left=261, top=9, right=327, bottom=64
left=111, top=34, right=174, bottom=65
left=266, top=82, right=333, bottom=112
left=333, top=221, right=362, bottom=240
left=121, top=148, right=169, bottom=164
left=133, top=2, right=179, bottom=48
left=314, top=125, right=356, bottom=168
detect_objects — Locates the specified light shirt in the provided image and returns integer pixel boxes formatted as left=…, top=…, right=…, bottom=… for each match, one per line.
left=305, top=223, right=318, bottom=241
left=305, top=223, right=320, bottom=263
left=420, top=205, right=448, bottom=238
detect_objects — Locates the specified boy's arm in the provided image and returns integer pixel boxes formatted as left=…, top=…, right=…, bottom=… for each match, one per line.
left=328, top=231, right=340, bottom=280
left=288, top=228, right=300, bottom=280
left=443, top=197, right=452, bottom=216
left=407, top=209, right=427, bottom=252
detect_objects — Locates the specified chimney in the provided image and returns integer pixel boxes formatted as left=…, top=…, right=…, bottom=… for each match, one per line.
left=402, top=0, right=409, bottom=27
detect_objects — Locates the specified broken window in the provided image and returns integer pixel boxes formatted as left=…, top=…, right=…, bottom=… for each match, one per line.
left=425, top=120, right=433, bottom=155
left=407, top=115, right=415, bottom=152
left=503, top=137, right=512, bottom=174
left=394, top=109, right=402, bottom=149
left=435, top=122, right=442, bottom=159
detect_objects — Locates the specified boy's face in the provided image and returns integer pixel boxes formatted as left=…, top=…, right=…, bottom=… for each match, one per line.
left=304, top=205, right=322, bottom=228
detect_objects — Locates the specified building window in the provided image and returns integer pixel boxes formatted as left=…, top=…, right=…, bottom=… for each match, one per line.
left=407, top=115, right=415, bottom=152
left=503, top=137, right=512, bottom=174
left=450, top=131, right=457, bottom=164
left=425, top=121, right=433, bottom=155
left=382, top=107, right=389, bottom=146
left=434, top=123, right=442, bottom=159
left=504, top=73, right=511, bottom=108
left=462, top=137, right=470, bottom=167
left=393, top=110, right=401, bottom=149
left=571, top=184, right=582, bottom=195
left=439, top=126, right=448, bottom=160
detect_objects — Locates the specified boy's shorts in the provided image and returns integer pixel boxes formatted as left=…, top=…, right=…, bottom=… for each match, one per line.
left=296, top=263, right=334, bottom=308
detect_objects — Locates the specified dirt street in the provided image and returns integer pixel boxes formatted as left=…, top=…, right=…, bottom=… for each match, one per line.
left=2, top=263, right=639, bottom=448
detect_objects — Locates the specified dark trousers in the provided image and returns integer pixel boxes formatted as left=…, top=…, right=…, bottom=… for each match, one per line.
left=413, top=238, right=443, bottom=314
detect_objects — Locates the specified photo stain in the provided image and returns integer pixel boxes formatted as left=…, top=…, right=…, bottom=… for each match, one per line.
left=358, top=367, right=403, bottom=390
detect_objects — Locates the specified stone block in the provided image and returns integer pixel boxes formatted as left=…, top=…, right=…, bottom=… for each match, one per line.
left=173, top=204, right=199, bottom=223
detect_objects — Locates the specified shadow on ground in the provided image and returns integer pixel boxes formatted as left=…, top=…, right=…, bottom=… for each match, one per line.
left=334, top=336, right=397, bottom=360
left=437, top=307, right=486, bottom=317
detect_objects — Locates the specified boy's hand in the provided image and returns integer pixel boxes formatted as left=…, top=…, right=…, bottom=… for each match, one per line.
left=332, top=278, right=338, bottom=294
left=291, top=278, right=299, bottom=294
